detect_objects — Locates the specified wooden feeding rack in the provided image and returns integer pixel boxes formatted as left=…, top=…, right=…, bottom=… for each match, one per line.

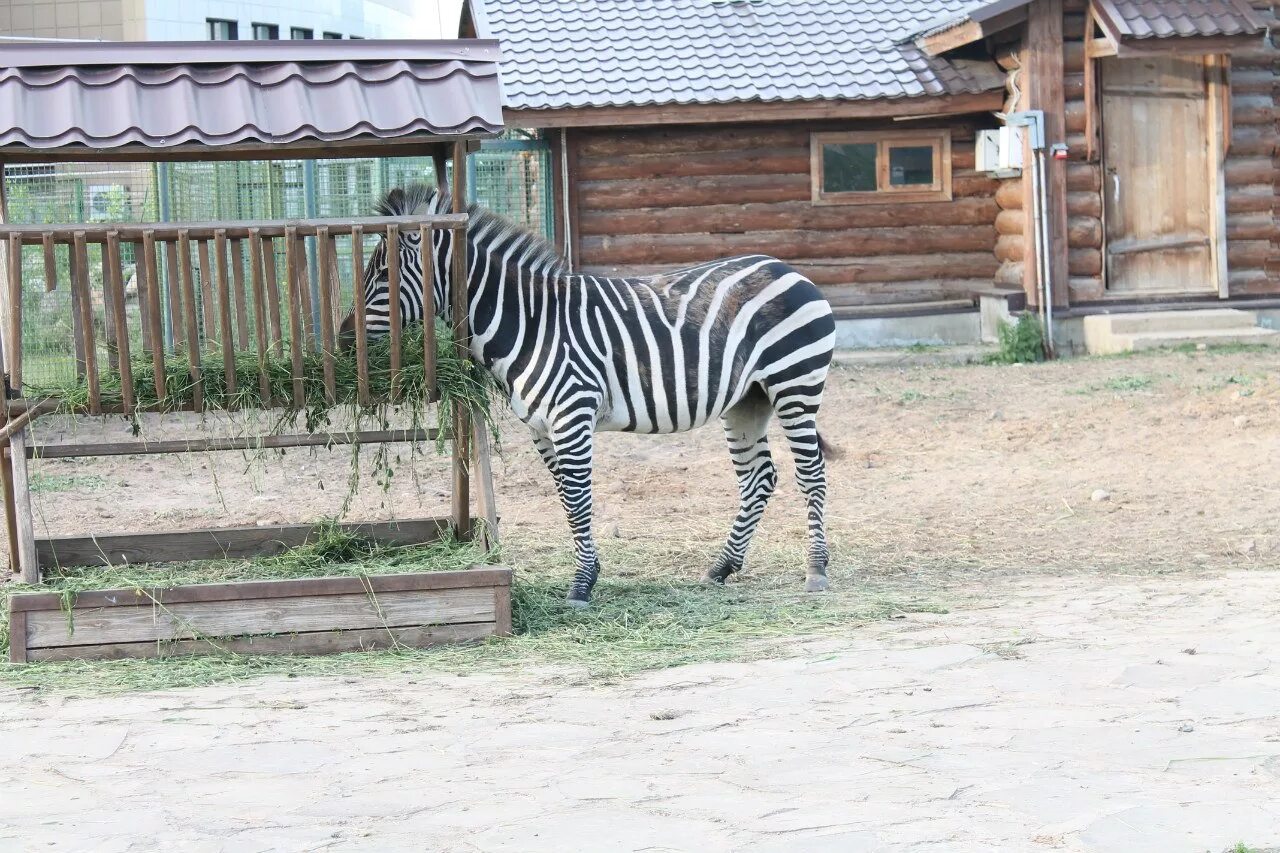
left=0, top=38, right=506, bottom=592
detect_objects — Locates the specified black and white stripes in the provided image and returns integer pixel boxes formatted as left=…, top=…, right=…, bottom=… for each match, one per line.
left=357, top=185, right=837, bottom=605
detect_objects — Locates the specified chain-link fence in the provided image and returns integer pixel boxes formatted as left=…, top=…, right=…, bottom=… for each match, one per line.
left=3, top=139, right=554, bottom=387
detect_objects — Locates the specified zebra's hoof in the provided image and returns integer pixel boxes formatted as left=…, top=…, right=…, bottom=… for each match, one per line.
left=565, top=592, right=592, bottom=609
left=701, top=571, right=727, bottom=586
left=804, top=575, right=830, bottom=593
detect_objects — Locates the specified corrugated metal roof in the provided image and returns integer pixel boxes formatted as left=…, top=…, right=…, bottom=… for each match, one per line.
left=474, top=0, right=1003, bottom=111
left=1094, top=0, right=1267, bottom=39
left=0, top=40, right=503, bottom=160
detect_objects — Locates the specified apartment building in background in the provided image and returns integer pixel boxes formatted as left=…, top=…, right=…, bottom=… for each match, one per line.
left=0, top=0, right=435, bottom=42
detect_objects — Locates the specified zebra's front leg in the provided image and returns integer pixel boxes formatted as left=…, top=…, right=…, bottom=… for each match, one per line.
left=544, top=422, right=601, bottom=607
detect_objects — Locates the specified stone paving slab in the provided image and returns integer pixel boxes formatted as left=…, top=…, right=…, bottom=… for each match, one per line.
left=3, top=571, right=1280, bottom=852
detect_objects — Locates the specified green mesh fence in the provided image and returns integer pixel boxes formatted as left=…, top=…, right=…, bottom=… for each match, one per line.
left=3, top=142, right=552, bottom=388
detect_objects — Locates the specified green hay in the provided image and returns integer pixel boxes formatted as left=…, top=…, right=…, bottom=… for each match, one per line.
left=22, top=322, right=501, bottom=439
left=0, top=536, right=946, bottom=694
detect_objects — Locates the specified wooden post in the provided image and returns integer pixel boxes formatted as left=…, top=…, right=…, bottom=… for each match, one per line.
left=176, top=231, right=203, bottom=413
left=213, top=230, right=236, bottom=399
left=420, top=225, right=436, bottom=395
left=0, top=167, right=21, bottom=575
left=230, top=238, right=250, bottom=350
left=105, top=234, right=135, bottom=413
left=197, top=239, right=216, bottom=345
left=262, top=235, right=284, bottom=357
left=1022, top=0, right=1070, bottom=310
left=141, top=231, right=167, bottom=403
left=450, top=141, right=471, bottom=538
left=350, top=226, right=370, bottom=406
left=385, top=224, right=403, bottom=400
left=71, top=232, right=101, bottom=414
left=284, top=227, right=305, bottom=406
left=5, top=235, right=22, bottom=389
left=247, top=229, right=272, bottom=403
left=316, top=226, right=337, bottom=403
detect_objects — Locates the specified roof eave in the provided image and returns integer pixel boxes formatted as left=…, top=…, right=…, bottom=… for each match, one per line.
left=503, top=91, right=1006, bottom=129
left=914, top=0, right=1032, bottom=57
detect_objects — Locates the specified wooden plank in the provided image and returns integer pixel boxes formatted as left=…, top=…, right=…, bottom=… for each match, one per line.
left=101, top=238, right=118, bottom=371
left=133, top=240, right=150, bottom=356
left=284, top=228, right=306, bottom=405
left=68, top=240, right=88, bottom=374
left=386, top=224, right=403, bottom=399
left=351, top=225, right=371, bottom=406
left=8, top=610, right=27, bottom=663
left=316, top=226, right=337, bottom=403
left=230, top=238, right=250, bottom=350
left=451, top=142, right=472, bottom=536
left=8, top=427, right=38, bottom=584
left=41, top=232, right=56, bottom=292
left=28, top=428, right=439, bottom=459
left=176, top=231, right=203, bottom=414
left=26, top=622, right=496, bottom=662
left=421, top=224, right=436, bottom=394
left=577, top=197, right=999, bottom=236
left=71, top=232, right=101, bottom=414
left=0, top=215, right=468, bottom=243
left=5, top=234, right=21, bottom=389
left=33, top=516, right=472, bottom=570
left=247, top=230, right=272, bottom=403
left=25, top=587, right=497, bottom=648
left=213, top=230, right=236, bottom=398
left=298, top=239, right=314, bottom=353
left=262, top=235, right=284, bottom=358
left=581, top=225, right=996, bottom=266
left=164, top=239, right=182, bottom=351
left=13, top=566, right=512, bottom=613
left=197, top=238, right=216, bottom=345
left=1208, top=55, right=1230, bottom=300
left=141, top=231, right=167, bottom=402
left=473, top=417, right=500, bottom=552
left=1027, top=0, right=1069, bottom=309
left=104, top=235, right=134, bottom=412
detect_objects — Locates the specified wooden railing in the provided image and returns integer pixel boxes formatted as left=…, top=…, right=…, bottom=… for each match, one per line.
left=0, top=214, right=469, bottom=415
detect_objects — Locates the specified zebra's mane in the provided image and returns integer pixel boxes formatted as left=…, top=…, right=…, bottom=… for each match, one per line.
left=374, top=183, right=567, bottom=277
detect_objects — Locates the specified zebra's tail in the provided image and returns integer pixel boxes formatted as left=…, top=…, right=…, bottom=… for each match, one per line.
left=817, top=431, right=844, bottom=461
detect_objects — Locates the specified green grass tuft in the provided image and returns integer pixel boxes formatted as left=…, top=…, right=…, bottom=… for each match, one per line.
left=988, top=313, right=1046, bottom=365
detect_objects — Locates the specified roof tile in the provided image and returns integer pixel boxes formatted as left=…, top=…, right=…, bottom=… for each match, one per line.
left=477, top=0, right=1003, bottom=111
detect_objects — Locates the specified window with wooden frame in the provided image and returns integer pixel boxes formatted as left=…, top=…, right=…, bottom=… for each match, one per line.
left=810, top=130, right=952, bottom=205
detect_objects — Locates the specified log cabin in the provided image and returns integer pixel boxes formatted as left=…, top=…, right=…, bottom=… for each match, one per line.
left=463, top=0, right=1280, bottom=352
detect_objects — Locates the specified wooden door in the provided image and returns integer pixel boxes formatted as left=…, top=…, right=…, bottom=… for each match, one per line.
left=1101, top=55, right=1220, bottom=295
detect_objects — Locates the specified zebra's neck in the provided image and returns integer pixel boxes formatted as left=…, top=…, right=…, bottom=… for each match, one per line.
left=462, top=218, right=570, bottom=371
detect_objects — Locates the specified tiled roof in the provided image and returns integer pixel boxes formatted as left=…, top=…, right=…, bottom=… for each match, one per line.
left=1094, top=0, right=1267, bottom=39
left=473, top=0, right=1004, bottom=111
left=0, top=40, right=503, bottom=159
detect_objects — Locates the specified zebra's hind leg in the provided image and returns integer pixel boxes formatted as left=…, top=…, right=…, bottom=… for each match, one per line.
left=540, top=421, right=602, bottom=608
left=778, top=408, right=831, bottom=593
left=704, top=389, right=776, bottom=585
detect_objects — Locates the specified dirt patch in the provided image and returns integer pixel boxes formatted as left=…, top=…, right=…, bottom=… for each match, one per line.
left=7, top=347, right=1278, bottom=585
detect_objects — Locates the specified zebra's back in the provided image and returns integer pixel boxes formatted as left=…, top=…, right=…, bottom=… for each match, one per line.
left=574, top=255, right=835, bottom=433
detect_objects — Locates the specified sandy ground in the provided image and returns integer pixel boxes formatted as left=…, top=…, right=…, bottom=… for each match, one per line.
left=2, top=348, right=1280, bottom=851
left=3, top=570, right=1280, bottom=852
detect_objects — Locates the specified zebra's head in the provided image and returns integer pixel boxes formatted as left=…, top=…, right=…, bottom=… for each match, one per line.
left=340, top=183, right=456, bottom=348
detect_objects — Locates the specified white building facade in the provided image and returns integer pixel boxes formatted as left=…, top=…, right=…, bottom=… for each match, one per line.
left=1, top=0, right=440, bottom=42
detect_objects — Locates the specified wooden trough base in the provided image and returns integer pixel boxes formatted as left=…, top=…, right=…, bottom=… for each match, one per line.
left=33, top=516, right=472, bottom=570
left=8, top=566, right=513, bottom=663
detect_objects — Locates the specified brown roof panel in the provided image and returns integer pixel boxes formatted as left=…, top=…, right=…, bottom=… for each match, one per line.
left=1094, top=0, right=1267, bottom=40
left=0, top=40, right=503, bottom=161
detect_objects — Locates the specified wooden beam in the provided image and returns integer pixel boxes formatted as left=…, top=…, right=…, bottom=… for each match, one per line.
left=26, top=428, right=440, bottom=459
left=916, top=20, right=986, bottom=57
left=914, top=5, right=1029, bottom=57
left=32, top=516, right=478, bottom=570
left=505, top=91, right=1005, bottom=129
left=1022, top=0, right=1071, bottom=310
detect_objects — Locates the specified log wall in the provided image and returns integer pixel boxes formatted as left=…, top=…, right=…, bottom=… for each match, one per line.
left=1062, top=0, right=1106, bottom=302
left=569, top=121, right=1000, bottom=307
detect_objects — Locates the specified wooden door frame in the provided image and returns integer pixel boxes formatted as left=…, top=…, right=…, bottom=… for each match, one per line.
left=1098, top=53, right=1229, bottom=299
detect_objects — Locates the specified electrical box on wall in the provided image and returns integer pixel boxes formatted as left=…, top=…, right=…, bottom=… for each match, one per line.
left=976, top=126, right=1024, bottom=176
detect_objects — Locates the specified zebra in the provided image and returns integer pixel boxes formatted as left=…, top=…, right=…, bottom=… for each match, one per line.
left=343, top=184, right=839, bottom=606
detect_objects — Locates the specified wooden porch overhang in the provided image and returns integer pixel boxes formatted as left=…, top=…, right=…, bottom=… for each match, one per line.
left=502, top=91, right=1006, bottom=129
left=915, top=0, right=1268, bottom=58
